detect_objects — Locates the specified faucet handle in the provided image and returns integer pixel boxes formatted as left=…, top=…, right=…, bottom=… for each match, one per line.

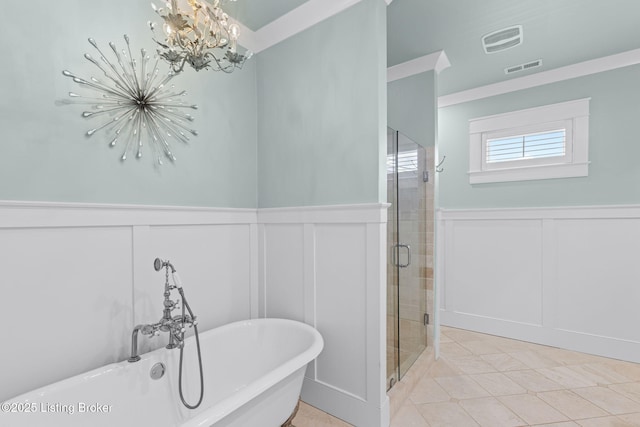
left=185, top=316, right=198, bottom=328
left=142, top=324, right=160, bottom=338
left=164, top=299, right=180, bottom=311
left=142, top=324, right=161, bottom=337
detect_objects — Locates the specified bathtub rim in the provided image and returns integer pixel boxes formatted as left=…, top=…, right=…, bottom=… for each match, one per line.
left=5, top=318, right=324, bottom=427
left=182, top=318, right=324, bottom=426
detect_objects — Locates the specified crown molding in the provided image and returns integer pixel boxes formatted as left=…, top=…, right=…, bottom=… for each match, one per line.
left=387, top=51, right=451, bottom=82
left=243, top=0, right=363, bottom=53
left=238, top=0, right=397, bottom=54
left=438, top=47, right=640, bottom=108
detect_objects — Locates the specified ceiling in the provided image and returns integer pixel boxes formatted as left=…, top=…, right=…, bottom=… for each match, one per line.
left=231, top=0, right=640, bottom=96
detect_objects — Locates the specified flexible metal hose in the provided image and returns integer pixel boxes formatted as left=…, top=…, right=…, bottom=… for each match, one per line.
left=177, top=288, right=204, bottom=409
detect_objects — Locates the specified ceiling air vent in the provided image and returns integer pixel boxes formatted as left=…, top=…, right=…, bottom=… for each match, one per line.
left=504, top=59, right=542, bottom=75
left=482, top=25, right=523, bottom=54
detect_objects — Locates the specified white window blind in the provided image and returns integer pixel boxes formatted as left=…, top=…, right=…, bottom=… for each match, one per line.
left=486, top=129, right=566, bottom=163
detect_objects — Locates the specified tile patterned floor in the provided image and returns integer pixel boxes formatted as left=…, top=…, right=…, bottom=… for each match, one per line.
left=292, top=401, right=353, bottom=426
left=392, top=326, right=640, bottom=427
left=293, top=326, right=640, bottom=426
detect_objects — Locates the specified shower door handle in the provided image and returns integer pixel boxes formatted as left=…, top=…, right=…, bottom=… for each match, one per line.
left=398, top=244, right=411, bottom=268
left=393, top=244, right=411, bottom=268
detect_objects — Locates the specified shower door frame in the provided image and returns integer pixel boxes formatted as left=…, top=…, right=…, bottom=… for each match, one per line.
left=387, top=128, right=429, bottom=389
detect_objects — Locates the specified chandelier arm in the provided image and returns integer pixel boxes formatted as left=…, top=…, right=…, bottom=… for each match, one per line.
left=150, top=0, right=248, bottom=73
left=203, top=51, right=225, bottom=72
left=205, top=51, right=236, bottom=73
left=174, top=57, right=187, bottom=74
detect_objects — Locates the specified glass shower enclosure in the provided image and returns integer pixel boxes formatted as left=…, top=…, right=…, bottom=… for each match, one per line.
left=387, top=127, right=433, bottom=389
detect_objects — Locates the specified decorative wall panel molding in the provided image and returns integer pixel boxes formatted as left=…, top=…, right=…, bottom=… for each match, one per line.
left=258, top=203, right=390, bottom=427
left=0, top=201, right=258, bottom=403
left=1, top=200, right=389, bottom=427
left=438, top=204, right=640, bottom=363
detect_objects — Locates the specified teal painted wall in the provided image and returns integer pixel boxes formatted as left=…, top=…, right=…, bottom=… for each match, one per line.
left=3, top=0, right=389, bottom=209
left=388, top=71, right=436, bottom=148
left=0, top=0, right=257, bottom=208
left=256, top=0, right=387, bottom=208
left=438, top=64, right=640, bottom=209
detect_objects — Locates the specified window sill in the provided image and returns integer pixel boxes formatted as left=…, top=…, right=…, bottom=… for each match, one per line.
left=468, top=162, right=589, bottom=184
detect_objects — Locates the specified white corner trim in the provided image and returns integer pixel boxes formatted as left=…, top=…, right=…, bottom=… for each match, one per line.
left=248, top=0, right=363, bottom=53
left=439, top=47, right=640, bottom=108
left=387, top=51, right=451, bottom=82
left=386, top=0, right=395, bottom=4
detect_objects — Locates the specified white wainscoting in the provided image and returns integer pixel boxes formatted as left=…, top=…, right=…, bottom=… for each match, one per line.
left=0, top=201, right=258, bottom=403
left=1, top=201, right=390, bottom=427
left=258, top=204, right=390, bottom=427
left=438, top=205, right=640, bottom=363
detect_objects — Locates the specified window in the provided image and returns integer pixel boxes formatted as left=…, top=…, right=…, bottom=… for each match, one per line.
left=486, top=129, right=565, bottom=163
left=468, top=98, right=590, bottom=184
left=387, top=150, right=418, bottom=174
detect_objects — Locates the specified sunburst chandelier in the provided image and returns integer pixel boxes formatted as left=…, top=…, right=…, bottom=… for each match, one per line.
left=150, top=0, right=253, bottom=73
left=60, top=36, right=198, bottom=165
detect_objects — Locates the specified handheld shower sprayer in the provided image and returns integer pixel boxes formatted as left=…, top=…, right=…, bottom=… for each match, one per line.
left=154, top=257, right=175, bottom=273
left=130, top=257, right=204, bottom=409
left=154, top=258, right=184, bottom=289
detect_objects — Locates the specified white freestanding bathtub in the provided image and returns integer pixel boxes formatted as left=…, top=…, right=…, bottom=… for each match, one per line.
left=1, top=318, right=323, bottom=427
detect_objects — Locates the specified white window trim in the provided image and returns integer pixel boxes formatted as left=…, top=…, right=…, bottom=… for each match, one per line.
left=468, top=98, right=590, bottom=184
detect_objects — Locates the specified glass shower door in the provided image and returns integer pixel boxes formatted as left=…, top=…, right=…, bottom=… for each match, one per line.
left=387, top=128, right=428, bottom=388
left=396, top=131, right=428, bottom=379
